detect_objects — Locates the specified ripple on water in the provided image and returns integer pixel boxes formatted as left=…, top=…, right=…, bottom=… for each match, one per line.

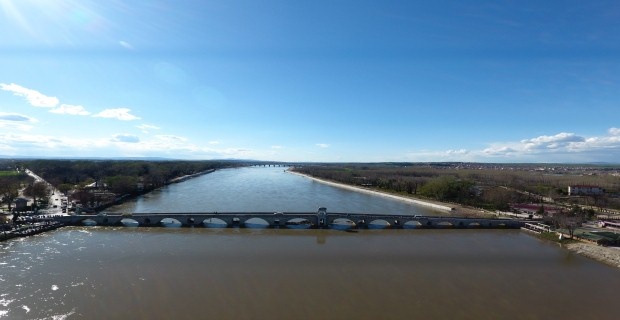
left=50, top=309, right=76, bottom=320
left=0, top=299, right=13, bottom=307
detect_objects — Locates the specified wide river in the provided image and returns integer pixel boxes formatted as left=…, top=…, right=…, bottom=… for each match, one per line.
left=1, top=167, right=619, bottom=319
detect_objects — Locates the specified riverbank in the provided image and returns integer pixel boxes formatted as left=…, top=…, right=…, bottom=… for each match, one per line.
left=288, top=169, right=620, bottom=269
left=288, top=170, right=459, bottom=213
left=564, top=242, right=620, bottom=269
left=169, top=169, right=215, bottom=183
left=96, top=169, right=217, bottom=212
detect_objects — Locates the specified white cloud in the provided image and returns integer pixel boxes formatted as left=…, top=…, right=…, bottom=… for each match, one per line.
left=404, top=128, right=620, bottom=163
left=477, top=128, right=620, bottom=161
left=137, top=124, right=161, bottom=133
left=405, top=149, right=476, bottom=162
left=520, top=132, right=585, bottom=150
left=0, top=112, right=35, bottom=122
left=271, top=145, right=283, bottom=149
left=446, top=149, right=469, bottom=155
left=155, top=135, right=187, bottom=142
left=483, top=146, right=518, bottom=156
left=111, top=134, right=140, bottom=143
left=0, top=112, right=37, bottom=131
left=93, top=108, right=140, bottom=121
left=119, top=40, right=134, bottom=50
left=316, top=143, right=330, bottom=148
left=0, top=83, right=59, bottom=107
left=208, top=141, right=221, bottom=145
left=49, top=104, right=91, bottom=116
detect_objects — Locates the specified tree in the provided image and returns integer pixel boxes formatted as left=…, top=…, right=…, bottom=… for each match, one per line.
left=71, top=188, right=94, bottom=207
left=0, top=176, right=21, bottom=212
left=553, top=207, right=586, bottom=239
left=57, top=183, right=74, bottom=195
left=106, top=175, right=138, bottom=195
left=23, top=181, right=50, bottom=210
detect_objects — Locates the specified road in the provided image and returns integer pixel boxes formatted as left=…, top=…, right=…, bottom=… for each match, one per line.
left=24, top=169, right=68, bottom=216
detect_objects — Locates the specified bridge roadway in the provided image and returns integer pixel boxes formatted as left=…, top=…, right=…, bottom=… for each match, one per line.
left=52, top=208, right=525, bottom=229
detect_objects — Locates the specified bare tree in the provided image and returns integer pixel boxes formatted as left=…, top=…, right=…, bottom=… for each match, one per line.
left=23, top=181, right=50, bottom=210
left=0, top=177, right=21, bottom=212
left=553, top=207, right=586, bottom=239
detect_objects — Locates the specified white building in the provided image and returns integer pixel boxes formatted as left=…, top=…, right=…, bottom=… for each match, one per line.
left=568, top=185, right=604, bottom=196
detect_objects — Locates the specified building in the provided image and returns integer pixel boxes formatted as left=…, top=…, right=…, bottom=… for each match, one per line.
left=568, top=185, right=604, bottom=196
left=13, top=198, right=28, bottom=211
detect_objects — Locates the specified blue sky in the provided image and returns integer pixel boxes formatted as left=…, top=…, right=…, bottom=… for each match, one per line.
left=1, top=0, right=619, bottom=162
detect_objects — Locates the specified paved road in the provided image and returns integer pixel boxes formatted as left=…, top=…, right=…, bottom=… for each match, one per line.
left=24, top=169, right=68, bottom=216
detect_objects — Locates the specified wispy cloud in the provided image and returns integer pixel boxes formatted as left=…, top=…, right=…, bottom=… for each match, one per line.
left=155, top=135, right=187, bottom=142
left=404, top=128, right=620, bottom=163
left=0, top=83, right=59, bottom=107
left=0, top=112, right=37, bottom=131
left=316, top=143, right=330, bottom=148
left=119, top=40, right=134, bottom=50
left=520, top=132, right=585, bottom=150
left=0, top=132, right=254, bottom=159
left=482, top=129, right=620, bottom=161
left=49, top=104, right=91, bottom=116
left=136, top=124, right=160, bottom=133
left=0, top=112, right=35, bottom=122
left=271, top=145, right=283, bottom=149
left=93, top=108, right=140, bottom=121
left=111, top=134, right=140, bottom=143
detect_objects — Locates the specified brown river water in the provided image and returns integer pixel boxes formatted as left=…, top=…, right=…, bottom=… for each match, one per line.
left=1, top=167, right=619, bottom=319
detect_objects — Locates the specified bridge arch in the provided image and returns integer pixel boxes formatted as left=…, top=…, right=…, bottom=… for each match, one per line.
left=81, top=218, right=96, bottom=226
left=404, top=221, right=423, bottom=229
left=160, top=218, right=182, bottom=227
left=467, top=222, right=481, bottom=228
left=203, top=218, right=227, bottom=228
left=286, top=218, right=312, bottom=229
left=120, top=218, right=139, bottom=227
left=368, top=219, right=390, bottom=229
left=331, top=218, right=356, bottom=230
left=435, top=221, right=454, bottom=228
left=244, top=217, right=270, bottom=229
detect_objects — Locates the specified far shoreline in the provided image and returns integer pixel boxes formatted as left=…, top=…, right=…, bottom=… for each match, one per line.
left=287, top=169, right=455, bottom=213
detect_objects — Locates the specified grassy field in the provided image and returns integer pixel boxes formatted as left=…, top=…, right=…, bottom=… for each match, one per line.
left=0, top=170, right=21, bottom=177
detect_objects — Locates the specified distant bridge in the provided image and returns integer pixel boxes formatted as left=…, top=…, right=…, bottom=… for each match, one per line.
left=52, top=208, right=525, bottom=230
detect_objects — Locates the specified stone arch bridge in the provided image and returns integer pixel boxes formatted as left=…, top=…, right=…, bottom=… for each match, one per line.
left=52, top=208, right=525, bottom=230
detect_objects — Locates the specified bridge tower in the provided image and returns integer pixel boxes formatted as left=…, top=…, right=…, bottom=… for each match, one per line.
left=317, top=207, right=328, bottom=229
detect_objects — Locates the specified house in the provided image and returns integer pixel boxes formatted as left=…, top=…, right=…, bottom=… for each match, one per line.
left=568, top=185, right=604, bottom=196
left=510, top=203, right=563, bottom=216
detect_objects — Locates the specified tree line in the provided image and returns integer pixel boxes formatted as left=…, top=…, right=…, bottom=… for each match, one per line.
left=292, top=163, right=620, bottom=211
left=1, top=159, right=241, bottom=214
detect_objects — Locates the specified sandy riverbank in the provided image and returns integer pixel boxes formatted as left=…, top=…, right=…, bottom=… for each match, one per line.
left=288, top=169, right=620, bottom=269
left=564, top=242, right=620, bottom=269
left=288, top=170, right=455, bottom=212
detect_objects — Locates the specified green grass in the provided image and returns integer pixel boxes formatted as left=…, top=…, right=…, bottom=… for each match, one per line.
left=0, top=170, right=21, bottom=177
left=539, top=231, right=578, bottom=244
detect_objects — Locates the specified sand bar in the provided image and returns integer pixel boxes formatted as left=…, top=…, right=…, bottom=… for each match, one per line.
left=288, top=170, right=453, bottom=212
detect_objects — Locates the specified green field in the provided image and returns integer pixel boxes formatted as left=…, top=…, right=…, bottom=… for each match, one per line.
left=0, top=170, right=21, bottom=177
